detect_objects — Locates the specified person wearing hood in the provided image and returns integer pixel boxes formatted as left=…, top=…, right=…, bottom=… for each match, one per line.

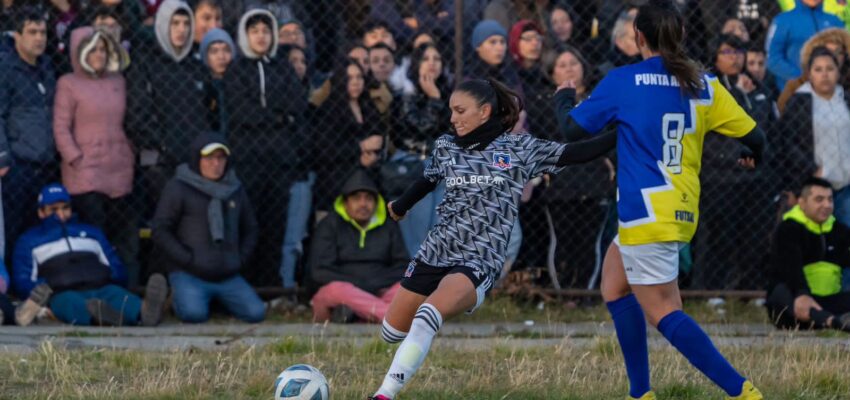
left=780, top=47, right=850, bottom=227
left=308, top=169, right=408, bottom=323
left=53, top=26, right=140, bottom=285
left=13, top=183, right=167, bottom=327
left=766, top=0, right=843, bottom=89
left=126, top=0, right=210, bottom=216
left=152, top=132, right=265, bottom=323
left=509, top=19, right=548, bottom=132
left=199, top=27, right=235, bottom=134
left=224, top=8, right=308, bottom=280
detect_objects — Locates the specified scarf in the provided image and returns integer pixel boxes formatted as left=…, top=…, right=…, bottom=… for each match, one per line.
left=175, top=164, right=242, bottom=242
left=454, top=117, right=505, bottom=151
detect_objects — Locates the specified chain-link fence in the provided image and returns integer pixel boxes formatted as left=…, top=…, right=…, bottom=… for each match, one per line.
left=1, top=0, right=849, bottom=295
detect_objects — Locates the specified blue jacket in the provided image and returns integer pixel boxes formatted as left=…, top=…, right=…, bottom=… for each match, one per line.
left=766, top=0, right=844, bottom=88
left=0, top=49, right=56, bottom=168
left=12, top=215, right=127, bottom=298
left=0, top=259, right=9, bottom=295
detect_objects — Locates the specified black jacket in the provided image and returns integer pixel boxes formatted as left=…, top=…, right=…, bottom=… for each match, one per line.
left=152, top=133, right=259, bottom=282
left=308, top=171, right=408, bottom=294
left=398, top=88, right=451, bottom=153
left=125, top=45, right=210, bottom=166
left=768, top=206, right=850, bottom=297
left=778, top=89, right=850, bottom=191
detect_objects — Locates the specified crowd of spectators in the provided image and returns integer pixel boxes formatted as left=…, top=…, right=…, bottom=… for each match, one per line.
left=0, top=0, right=849, bottom=327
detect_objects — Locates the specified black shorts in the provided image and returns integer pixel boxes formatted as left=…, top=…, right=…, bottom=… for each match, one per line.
left=400, top=259, right=493, bottom=313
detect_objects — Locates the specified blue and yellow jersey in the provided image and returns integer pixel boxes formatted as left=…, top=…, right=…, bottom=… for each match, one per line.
left=569, top=56, right=756, bottom=246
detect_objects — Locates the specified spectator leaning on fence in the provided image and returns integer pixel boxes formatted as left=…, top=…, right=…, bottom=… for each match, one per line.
left=776, top=28, right=850, bottom=114
left=780, top=47, right=850, bottom=225
left=766, top=177, right=850, bottom=332
left=199, top=27, right=234, bottom=134
left=12, top=183, right=167, bottom=326
left=152, top=132, right=265, bottom=323
left=126, top=0, right=209, bottom=209
left=0, top=9, right=58, bottom=258
left=53, top=26, right=140, bottom=285
left=766, top=0, right=843, bottom=89
left=308, top=169, right=408, bottom=323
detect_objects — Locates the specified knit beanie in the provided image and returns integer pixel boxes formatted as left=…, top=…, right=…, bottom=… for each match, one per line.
left=471, top=20, right=508, bottom=49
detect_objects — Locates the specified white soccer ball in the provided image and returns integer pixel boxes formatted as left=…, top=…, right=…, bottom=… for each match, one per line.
left=273, top=364, right=329, bottom=400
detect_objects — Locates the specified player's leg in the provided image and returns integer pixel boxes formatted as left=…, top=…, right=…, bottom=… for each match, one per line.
left=373, top=272, right=478, bottom=399
left=630, top=263, right=759, bottom=398
left=381, top=286, right=427, bottom=344
left=601, top=242, right=653, bottom=399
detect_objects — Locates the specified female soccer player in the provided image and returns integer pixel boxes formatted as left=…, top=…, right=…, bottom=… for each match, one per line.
left=367, top=78, right=616, bottom=400
left=554, top=1, right=765, bottom=399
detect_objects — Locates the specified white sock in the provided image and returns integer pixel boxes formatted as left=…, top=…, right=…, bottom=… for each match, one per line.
left=381, top=318, right=408, bottom=343
left=375, top=303, right=443, bottom=398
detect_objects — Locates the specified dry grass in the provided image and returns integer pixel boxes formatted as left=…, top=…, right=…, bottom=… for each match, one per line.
left=1, top=332, right=848, bottom=399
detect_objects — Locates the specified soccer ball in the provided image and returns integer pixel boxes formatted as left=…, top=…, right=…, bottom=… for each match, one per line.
left=273, top=364, right=329, bottom=400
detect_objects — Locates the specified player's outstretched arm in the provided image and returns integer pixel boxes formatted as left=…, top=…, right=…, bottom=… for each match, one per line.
left=553, top=86, right=593, bottom=142
left=388, top=177, right=439, bottom=221
left=555, top=129, right=618, bottom=167
left=736, top=124, right=766, bottom=169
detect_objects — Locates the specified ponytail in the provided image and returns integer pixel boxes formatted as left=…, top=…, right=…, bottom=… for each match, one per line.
left=636, top=0, right=703, bottom=97
left=455, top=78, right=522, bottom=129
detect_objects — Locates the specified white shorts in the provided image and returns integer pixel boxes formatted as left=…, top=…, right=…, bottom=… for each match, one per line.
left=613, top=235, right=685, bottom=285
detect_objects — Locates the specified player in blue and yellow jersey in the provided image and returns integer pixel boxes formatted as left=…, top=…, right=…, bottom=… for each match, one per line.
left=554, top=1, right=765, bottom=399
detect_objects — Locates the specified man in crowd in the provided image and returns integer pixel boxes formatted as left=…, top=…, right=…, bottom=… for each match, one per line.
left=191, top=0, right=223, bottom=61
left=766, top=177, right=850, bottom=332
left=0, top=9, right=58, bottom=259
left=13, top=184, right=167, bottom=326
left=309, top=170, right=408, bottom=323
left=152, top=132, right=265, bottom=323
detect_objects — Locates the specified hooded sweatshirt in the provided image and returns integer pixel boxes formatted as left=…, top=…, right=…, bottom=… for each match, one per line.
left=224, top=8, right=307, bottom=171
left=53, top=27, right=134, bottom=198
left=125, top=0, right=209, bottom=166
left=308, top=169, right=408, bottom=294
left=152, top=132, right=258, bottom=282
left=200, top=28, right=236, bottom=134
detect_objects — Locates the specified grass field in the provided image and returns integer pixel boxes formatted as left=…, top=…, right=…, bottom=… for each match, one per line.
left=1, top=298, right=847, bottom=399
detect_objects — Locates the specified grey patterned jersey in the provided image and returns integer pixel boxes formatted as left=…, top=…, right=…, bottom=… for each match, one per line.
left=415, top=132, right=567, bottom=280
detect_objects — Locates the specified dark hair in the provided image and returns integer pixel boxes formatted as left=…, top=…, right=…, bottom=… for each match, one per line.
left=549, top=44, right=595, bottom=91
left=714, top=34, right=745, bottom=55
left=800, top=177, right=834, bottom=197
left=807, top=46, right=840, bottom=71
left=245, top=14, right=272, bottom=31
left=331, top=60, right=367, bottom=101
left=14, top=7, right=45, bottom=33
left=407, top=43, right=448, bottom=94
left=368, top=42, right=395, bottom=56
left=746, top=41, right=766, bottom=55
left=173, top=8, right=191, bottom=18
left=549, top=2, right=581, bottom=40
left=455, top=79, right=522, bottom=128
left=635, top=0, right=703, bottom=97
left=191, top=0, right=221, bottom=11
left=362, top=18, right=393, bottom=37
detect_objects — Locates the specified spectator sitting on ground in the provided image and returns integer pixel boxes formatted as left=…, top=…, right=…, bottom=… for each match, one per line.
left=766, top=177, right=850, bottom=332
left=766, top=0, right=843, bottom=89
left=152, top=132, right=265, bottom=324
left=0, top=9, right=59, bottom=258
left=12, top=183, right=168, bottom=327
left=308, top=169, right=408, bottom=323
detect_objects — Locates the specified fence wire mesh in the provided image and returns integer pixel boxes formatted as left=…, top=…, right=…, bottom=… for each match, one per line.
left=1, top=0, right=849, bottom=294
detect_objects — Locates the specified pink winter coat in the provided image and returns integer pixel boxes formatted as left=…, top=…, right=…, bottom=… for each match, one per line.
left=53, top=27, right=134, bottom=198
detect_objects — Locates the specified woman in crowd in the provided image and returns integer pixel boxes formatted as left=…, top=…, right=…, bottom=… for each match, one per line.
left=509, top=19, right=547, bottom=132
left=53, top=26, right=138, bottom=282
left=781, top=47, right=850, bottom=227
left=464, top=20, right=521, bottom=95
left=777, top=28, right=850, bottom=114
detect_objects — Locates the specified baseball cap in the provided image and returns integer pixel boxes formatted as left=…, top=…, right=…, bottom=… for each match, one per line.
left=38, top=183, right=71, bottom=207
left=200, top=142, right=231, bottom=156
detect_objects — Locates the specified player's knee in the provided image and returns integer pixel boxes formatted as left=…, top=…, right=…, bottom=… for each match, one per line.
left=381, top=319, right=408, bottom=343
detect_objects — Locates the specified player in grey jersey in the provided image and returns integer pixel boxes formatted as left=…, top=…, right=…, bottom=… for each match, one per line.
left=368, top=79, right=615, bottom=400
